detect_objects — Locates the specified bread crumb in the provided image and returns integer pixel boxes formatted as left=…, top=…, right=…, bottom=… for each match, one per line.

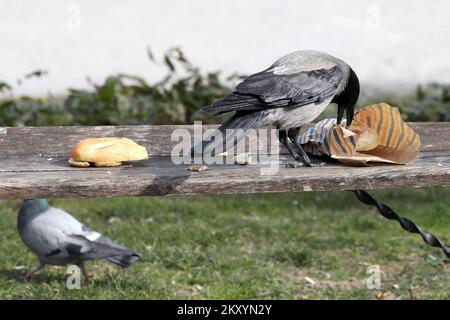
left=234, top=153, right=252, bottom=165
left=187, top=164, right=208, bottom=172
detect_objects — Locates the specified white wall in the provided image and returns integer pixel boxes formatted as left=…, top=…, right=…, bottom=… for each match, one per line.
left=1, top=0, right=449, bottom=96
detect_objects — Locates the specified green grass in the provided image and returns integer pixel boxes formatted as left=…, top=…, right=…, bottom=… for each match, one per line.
left=0, top=188, right=449, bottom=299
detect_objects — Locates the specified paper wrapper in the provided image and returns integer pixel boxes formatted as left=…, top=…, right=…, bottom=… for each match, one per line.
left=298, top=103, right=421, bottom=165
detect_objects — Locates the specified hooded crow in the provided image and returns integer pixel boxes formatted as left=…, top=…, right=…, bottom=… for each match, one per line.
left=195, top=50, right=360, bottom=166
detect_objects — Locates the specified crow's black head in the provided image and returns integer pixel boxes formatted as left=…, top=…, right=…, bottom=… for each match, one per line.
left=334, top=67, right=360, bottom=127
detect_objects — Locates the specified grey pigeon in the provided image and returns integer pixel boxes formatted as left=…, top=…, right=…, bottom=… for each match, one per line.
left=18, top=199, right=141, bottom=280
left=194, top=50, right=360, bottom=166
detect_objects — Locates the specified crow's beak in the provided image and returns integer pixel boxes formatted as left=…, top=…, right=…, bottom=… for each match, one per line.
left=337, top=104, right=355, bottom=128
left=346, top=105, right=355, bottom=128
left=337, top=104, right=345, bottom=127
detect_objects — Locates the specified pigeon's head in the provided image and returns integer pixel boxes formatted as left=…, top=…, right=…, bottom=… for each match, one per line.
left=21, top=199, right=49, bottom=214
left=336, top=67, right=360, bottom=128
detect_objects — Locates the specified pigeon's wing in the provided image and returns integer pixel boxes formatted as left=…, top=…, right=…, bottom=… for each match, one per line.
left=19, top=207, right=85, bottom=259
left=64, top=226, right=140, bottom=266
left=22, top=207, right=139, bottom=265
left=201, top=56, right=344, bottom=115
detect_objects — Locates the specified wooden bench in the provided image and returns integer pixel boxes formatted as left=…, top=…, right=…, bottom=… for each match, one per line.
left=0, top=123, right=449, bottom=199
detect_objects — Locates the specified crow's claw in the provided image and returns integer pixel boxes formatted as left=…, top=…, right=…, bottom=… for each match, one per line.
left=306, top=161, right=327, bottom=167
left=285, top=161, right=305, bottom=168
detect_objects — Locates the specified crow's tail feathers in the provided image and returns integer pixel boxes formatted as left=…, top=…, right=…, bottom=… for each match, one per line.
left=191, top=111, right=267, bottom=157
left=200, top=93, right=264, bottom=116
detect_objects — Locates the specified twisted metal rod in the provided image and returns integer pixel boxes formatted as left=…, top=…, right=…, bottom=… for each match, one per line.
left=353, top=189, right=450, bottom=258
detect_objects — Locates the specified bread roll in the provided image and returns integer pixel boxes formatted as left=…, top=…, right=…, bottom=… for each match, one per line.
left=69, top=137, right=148, bottom=167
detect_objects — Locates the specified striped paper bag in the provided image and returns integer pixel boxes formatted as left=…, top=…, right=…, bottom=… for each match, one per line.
left=297, top=103, right=421, bottom=165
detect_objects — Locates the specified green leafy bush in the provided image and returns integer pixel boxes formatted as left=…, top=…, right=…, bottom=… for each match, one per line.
left=0, top=48, right=242, bottom=126
left=383, top=83, right=450, bottom=122
left=0, top=48, right=449, bottom=126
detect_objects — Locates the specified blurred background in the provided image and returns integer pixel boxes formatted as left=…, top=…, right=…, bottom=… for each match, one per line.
left=1, top=0, right=449, bottom=126
left=0, top=0, right=449, bottom=300
left=2, top=0, right=450, bottom=94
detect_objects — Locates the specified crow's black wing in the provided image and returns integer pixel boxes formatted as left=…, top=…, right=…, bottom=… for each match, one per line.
left=201, top=66, right=343, bottom=115
left=236, top=66, right=343, bottom=104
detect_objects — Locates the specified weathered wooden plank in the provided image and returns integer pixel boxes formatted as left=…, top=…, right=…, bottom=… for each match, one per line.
left=0, top=123, right=449, bottom=199
left=0, top=152, right=448, bottom=199
left=1, top=123, right=449, bottom=157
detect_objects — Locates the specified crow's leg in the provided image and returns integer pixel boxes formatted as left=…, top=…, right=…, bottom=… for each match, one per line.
left=279, top=129, right=300, bottom=160
left=290, top=128, right=326, bottom=167
left=279, top=130, right=305, bottom=168
left=22, top=261, right=45, bottom=280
